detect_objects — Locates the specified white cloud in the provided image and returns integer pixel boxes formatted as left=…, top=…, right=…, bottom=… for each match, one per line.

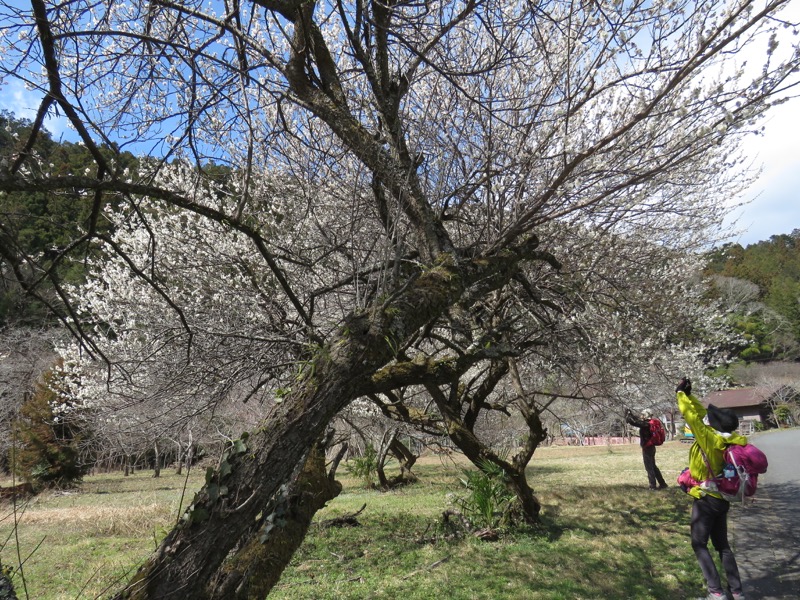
left=728, top=97, right=800, bottom=245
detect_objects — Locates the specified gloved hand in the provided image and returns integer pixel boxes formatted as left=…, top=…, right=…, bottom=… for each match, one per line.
left=675, top=377, right=692, bottom=395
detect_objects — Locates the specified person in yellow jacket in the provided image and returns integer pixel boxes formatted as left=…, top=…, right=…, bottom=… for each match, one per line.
left=676, top=377, right=747, bottom=600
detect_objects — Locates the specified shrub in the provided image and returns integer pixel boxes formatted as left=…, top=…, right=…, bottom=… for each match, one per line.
left=452, top=459, right=517, bottom=531
left=345, top=444, right=378, bottom=488
left=773, top=404, right=793, bottom=426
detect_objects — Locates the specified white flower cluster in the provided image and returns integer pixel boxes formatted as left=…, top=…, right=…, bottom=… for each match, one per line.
left=2, top=0, right=793, bottom=451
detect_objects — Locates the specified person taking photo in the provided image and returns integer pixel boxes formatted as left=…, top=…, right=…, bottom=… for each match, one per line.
left=676, top=377, right=746, bottom=600
left=625, top=408, right=668, bottom=491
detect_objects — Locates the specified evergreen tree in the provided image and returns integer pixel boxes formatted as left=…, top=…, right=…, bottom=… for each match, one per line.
left=10, top=367, right=93, bottom=488
left=1, top=111, right=137, bottom=326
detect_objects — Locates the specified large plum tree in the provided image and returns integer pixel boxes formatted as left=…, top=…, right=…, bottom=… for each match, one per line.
left=1, top=0, right=798, bottom=596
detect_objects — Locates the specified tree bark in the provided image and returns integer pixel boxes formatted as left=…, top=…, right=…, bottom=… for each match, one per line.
left=152, top=440, right=160, bottom=479
left=376, top=429, right=395, bottom=489
left=421, top=357, right=549, bottom=525
left=174, top=441, right=183, bottom=476
left=207, top=443, right=342, bottom=598
left=434, top=401, right=543, bottom=524
left=113, top=373, right=360, bottom=599
left=389, top=436, right=418, bottom=483
left=376, top=429, right=417, bottom=488
left=113, top=246, right=538, bottom=598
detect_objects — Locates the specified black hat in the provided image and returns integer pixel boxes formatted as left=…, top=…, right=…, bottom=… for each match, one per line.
left=707, top=404, right=739, bottom=433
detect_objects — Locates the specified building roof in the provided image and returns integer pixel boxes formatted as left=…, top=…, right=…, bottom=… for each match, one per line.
left=703, top=388, right=771, bottom=409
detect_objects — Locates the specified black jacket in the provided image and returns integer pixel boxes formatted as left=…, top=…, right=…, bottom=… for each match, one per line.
left=626, top=413, right=652, bottom=448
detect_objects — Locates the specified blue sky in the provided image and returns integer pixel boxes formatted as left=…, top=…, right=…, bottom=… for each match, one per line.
left=2, top=76, right=797, bottom=248
left=724, top=99, right=799, bottom=246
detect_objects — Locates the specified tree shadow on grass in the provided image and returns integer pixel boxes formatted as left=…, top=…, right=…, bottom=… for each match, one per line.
left=538, top=483, right=689, bottom=536
left=501, top=484, right=701, bottom=599
left=278, top=483, right=703, bottom=599
left=527, top=464, right=569, bottom=476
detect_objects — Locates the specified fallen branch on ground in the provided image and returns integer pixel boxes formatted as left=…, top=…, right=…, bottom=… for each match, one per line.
left=316, top=503, right=366, bottom=528
left=402, top=555, right=451, bottom=580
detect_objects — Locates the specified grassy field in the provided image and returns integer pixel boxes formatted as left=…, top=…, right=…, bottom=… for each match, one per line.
left=0, top=441, right=721, bottom=599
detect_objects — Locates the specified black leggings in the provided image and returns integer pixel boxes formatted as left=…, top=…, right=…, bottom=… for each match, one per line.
left=691, top=495, right=742, bottom=595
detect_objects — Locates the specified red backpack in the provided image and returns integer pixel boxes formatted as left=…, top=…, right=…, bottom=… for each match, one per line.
left=647, top=418, right=666, bottom=447
left=717, top=443, right=769, bottom=500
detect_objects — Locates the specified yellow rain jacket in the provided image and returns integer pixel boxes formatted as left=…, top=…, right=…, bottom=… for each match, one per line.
left=677, top=391, right=748, bottom=500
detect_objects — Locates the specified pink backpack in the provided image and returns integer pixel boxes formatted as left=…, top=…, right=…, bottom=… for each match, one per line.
left=677, top=442, right=768, bottom=504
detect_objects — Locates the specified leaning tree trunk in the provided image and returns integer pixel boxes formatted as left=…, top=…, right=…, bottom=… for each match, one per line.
left=174, top=441, right=183, bottom=476
left=152, top=440, right=160, bottom=479
left=110, top=247, right=539, bottom=598
left=113, top=361, right=368, bottom=599
left=377, top=431, right=418, bottom=489
left=389, top=436, right=418, bottom=483
left=208, top=441, right=342, bottom=598
left=436, top=411, right=544, bottom=524
left=376, top=430, right=395, bottom=489
left=424, top=368, right=548, bottom=525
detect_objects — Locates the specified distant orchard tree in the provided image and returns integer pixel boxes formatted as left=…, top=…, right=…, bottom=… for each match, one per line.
left=0, top=326, right=60, bottom=474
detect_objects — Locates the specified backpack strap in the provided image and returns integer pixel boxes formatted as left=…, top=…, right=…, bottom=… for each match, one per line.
left=698, top=446, right=716, bottom=479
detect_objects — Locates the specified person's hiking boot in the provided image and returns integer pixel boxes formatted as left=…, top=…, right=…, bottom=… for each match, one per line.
left=703, top=592, right=726, bottom=600
left=730, top=592, right=745, bottom=600
left=658, top=483, right=668, bottom=489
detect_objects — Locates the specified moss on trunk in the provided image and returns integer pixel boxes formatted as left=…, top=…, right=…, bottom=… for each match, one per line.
left=209, top=445, right=341, bottom=599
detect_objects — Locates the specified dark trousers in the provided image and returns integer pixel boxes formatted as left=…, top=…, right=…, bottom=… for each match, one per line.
left=691, top=495, right=742, bottom=595
left=641, top=445, right=666, bottom=488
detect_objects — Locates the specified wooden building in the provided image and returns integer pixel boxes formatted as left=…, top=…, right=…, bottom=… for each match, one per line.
left=702, top=386, right=800, bottom=429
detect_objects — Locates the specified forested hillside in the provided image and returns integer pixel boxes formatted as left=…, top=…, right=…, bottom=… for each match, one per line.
left=0, top=111, right=137, bottom=324
left=706, top=233, right=800, bottom=363
left=0, top=112, right=234, bottom=325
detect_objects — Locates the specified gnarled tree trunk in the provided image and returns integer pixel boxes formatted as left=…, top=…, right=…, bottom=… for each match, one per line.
left=376, top=429, right=418, bottom=489
left=208, top=439, right=342, bottom=598
left=113, top=246, right=538, bottom=598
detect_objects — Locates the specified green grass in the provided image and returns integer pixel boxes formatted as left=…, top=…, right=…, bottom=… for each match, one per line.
left=0, top=442, right=719, bottom=599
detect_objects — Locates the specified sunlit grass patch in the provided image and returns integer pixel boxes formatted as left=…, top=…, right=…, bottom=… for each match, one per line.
left=10, top=502, right=171, bottom=536
left=0, top=442, right=708, bottom=599
left=272, top=442, right=703, bottom=600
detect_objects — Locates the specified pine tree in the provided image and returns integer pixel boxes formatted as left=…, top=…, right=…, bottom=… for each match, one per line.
left=10, top=368, right=93, bottom=489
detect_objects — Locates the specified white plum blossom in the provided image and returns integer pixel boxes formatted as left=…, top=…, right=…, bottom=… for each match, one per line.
left=2, top=0, right=798, bottom=593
